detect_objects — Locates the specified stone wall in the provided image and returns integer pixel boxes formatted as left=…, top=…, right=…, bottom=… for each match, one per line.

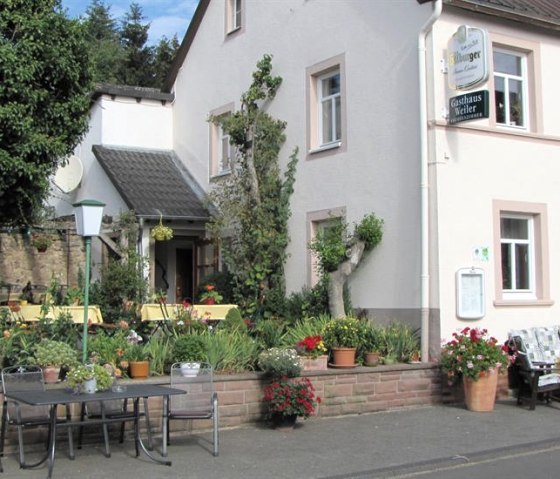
left=1, top=363, right=445, bottom=453
left=0, top=226, right=85, bottom=299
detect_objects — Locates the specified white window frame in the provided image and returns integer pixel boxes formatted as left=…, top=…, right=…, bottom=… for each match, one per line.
left=209, top=103, right=235, bottom=178
left=493, top=48, right=528, bottom=129
left=218, top=122, right=233, bottom=175
left=306, top=54, right=346, bottom=158
left=492, top=200, right=552, bottom=307
left=226, top=0, right=243, bottom=34
left=317, top=70, right=341, bottom=147
left=500, top=214, right=535, bottom=300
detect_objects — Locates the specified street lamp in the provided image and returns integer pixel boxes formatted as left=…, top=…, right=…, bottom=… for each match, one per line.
left=73, top=199, right=105, bottom=363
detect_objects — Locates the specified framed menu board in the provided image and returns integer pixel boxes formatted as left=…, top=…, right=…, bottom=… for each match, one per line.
left=456, top=268, right=485, bottom=319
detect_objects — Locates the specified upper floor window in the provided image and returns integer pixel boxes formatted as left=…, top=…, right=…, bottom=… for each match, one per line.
left=226, top=0, right=243, bottom=34
left=318, top=71, right=341, bottom=146
left=493, top=49, right=527, bottom=129
left=306, top=54, right=346, bottom=158
left=209, top=104, right=235, bottom=178
left=218, top=122, right=233, bottom=174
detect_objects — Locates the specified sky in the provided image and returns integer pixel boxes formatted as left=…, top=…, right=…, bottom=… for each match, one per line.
left=61, top=0, right=199, bottom=45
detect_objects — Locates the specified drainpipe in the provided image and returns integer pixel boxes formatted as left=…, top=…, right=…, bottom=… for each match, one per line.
left=418, top=0, right=442, bottom=362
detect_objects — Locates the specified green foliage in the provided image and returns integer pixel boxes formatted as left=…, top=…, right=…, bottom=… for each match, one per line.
left=323, top=317, right=361, bottom=348
left=32, top=339, right=78, bottom=368
left=251, top=317, right=288, bottom=349
left=380, top=323, right=420, bottom=363
left=87, top=329, right=129, bottom=373
left=144, top=334, right=173, bottom=376
left=90, top=212, right=148, bottom=323
left=124, top=343, right=149, bottom=362
left=66, top=363, right=113, bottom=391
left=172, top=334, right=207, bottom=363
left=207, top=55, right=298, bottom=318
left=257, top=347, right=301, bottom=378
left=35, top=312, right=79, bottom=345
left=282, top=280, right=330, bottom=323
left=219, top=307, right=247, bottom=332
left=355, top=213, right=384, bottom=251
left=203, top=329, right=259, bottom=373
left=282, top=314, right=331, bottom=345
left=309, top=219, right=348, bottom=273
left=0, top=0, right=93, bottom=226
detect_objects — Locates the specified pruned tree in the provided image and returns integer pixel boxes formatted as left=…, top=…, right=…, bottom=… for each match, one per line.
left=208, top=54, right=298, bottom=317
left=310, top=213, right=384, bottom=318
left=0, top=0, right=93, bottom=227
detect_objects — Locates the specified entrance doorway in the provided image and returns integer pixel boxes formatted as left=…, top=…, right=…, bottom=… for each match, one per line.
left=175, top=248, right=194, bottom=304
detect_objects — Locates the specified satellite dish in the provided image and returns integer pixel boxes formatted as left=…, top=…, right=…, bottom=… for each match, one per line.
left=53, top=155, right=83, bottom=193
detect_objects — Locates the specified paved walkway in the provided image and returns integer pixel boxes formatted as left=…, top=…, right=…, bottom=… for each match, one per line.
left=4, top=398, right=560, bottom=478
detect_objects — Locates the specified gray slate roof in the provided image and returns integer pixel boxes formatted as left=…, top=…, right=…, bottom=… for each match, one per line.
left=92, top=145, right=209, bottom=220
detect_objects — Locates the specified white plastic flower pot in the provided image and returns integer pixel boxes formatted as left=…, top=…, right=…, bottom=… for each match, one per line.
left=180, top=362, right=200, bottom=377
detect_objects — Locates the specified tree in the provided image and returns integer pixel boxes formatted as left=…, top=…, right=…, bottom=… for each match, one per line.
left=118, top=2, right=153, bottom=86
left=0, top=0, right=93, bottom=227
left=83, top=0, right=123, bottom=84
left=208, top=55, right=298, bottom=317
left=310, top=213, right=384, bottom=318
left=152, top=35, right=180, bottom=88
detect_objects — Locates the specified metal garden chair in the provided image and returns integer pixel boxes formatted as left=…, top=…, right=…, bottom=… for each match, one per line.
left=166, top=362, right=219, bottom=457
left=0, top=365, right=74, bottom=468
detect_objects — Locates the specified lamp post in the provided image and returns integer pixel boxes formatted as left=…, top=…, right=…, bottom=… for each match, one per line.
left=73, top=199, right=105, bottom=363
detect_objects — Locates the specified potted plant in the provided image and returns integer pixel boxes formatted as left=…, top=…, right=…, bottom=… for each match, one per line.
left=32, top=339, right=78, bottom=383
left=358, top=322, right=382, bottom=367
left=258, top=348, right=302, bottom=378
left=295, top=335, right=328, bottom=371
left=125, top=343, right=150, bottom=379
left=440, top=327, right=507, bottom=412
left=172, top=334, right=206, bottom=376
left=323, top=317, right=361, bottom=367
left=66, top=363, right=113, bottom=394
left=31, top=234, right=53, bottom=252
left=151, top=215, right=173, bottom=241
left=262, top=377, right=320, bottom=429
left=198, top=283, right=223, bottom=305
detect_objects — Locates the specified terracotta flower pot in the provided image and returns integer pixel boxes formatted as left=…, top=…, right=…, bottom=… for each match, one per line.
left=463, top=369, right=499, bottom=412
left=42, top=366, right=61, bottom=384
left=330, top=347, right=357, bottom=368
left=364, top=351, right=381, bottom=367
left=300, top=355, right=328, bottom=371
left=129, top=361, right=150, bottom=379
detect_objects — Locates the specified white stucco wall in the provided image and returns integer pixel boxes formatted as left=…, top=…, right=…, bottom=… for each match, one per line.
left=430, top=10, right=560, bottom=342
left=171, top=0, right=437, bottom=315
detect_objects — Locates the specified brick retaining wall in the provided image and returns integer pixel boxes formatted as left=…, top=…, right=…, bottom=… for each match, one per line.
left=2, top=363, right=513, bottom=452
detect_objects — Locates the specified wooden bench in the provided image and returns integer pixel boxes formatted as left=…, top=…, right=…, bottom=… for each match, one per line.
left=508, top=326, right=560, bottom=410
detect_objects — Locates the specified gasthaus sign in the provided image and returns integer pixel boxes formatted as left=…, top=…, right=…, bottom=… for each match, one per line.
left=447, top=25, right=488, bottom=91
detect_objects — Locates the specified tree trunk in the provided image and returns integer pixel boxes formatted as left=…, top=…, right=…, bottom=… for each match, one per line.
left=328, top=240, right=366, bottom=318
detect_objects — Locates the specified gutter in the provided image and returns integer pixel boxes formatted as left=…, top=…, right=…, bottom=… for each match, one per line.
left=418, top=0, right=442, bottom=362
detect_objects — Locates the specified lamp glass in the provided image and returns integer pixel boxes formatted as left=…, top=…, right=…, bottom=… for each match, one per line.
left=73, top=200, right=105, bottom=236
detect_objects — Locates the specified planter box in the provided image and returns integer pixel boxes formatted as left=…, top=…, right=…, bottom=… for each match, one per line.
left=300, top=355, right=328, bottom=371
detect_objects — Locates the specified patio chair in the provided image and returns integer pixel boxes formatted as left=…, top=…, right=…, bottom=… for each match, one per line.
left=166, top=362, right=219, bottom=457
left=0, top=365, right=74, bottom=468
left=77, top=398, right=153, bottom=457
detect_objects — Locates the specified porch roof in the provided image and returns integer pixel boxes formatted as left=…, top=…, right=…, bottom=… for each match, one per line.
left=92, top=145, right=209, bottom=220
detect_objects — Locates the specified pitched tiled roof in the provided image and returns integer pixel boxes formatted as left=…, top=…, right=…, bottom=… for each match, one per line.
left=93, top=145, right=209, bottom=220
left=445, top=0, right=560, bottom=29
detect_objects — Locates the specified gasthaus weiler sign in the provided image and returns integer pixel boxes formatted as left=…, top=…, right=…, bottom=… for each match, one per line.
left=449, top=90, right=489, bottom=125
left=447, top=25, right=488, bottom=91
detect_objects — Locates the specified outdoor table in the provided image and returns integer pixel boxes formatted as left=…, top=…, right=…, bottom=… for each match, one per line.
left=140, top=303, right=236, bottom=322
left=5, top=384, right=185, bottom=479
left=9, top=305, right=104, bottom=324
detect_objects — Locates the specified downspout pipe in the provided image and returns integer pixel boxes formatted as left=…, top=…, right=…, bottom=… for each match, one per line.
left=418, top=0, right=442, bottom=362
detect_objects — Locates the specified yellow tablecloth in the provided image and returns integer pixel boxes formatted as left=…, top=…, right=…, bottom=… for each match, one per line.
left=10, top=305, right=103, bottom=324
left=140, top=304, right=237, bottom=321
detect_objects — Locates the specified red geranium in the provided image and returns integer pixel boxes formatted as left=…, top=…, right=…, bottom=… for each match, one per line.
left=262, top=376, right=320, bottom=420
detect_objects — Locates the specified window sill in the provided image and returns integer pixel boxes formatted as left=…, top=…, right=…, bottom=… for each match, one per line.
left=308, top=141, right=342, bottom=155
left=493, top=299, right=554, bottom=307
left=210, top=170, right=231, bottom=180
